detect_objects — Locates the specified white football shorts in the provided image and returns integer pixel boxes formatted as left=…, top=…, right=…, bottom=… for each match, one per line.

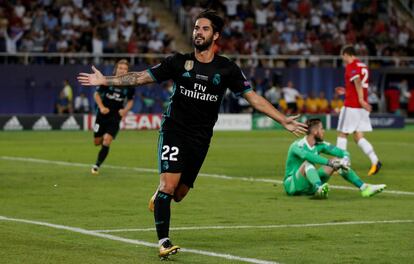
left=337, top=106, right=372, bottom=133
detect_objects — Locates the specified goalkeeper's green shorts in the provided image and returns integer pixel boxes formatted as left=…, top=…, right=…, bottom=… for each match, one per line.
left=283, top=170, right=313, bottom=195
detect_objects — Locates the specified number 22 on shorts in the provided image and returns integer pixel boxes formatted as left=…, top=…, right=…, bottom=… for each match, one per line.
left=161, top=145, right=179, bottom=161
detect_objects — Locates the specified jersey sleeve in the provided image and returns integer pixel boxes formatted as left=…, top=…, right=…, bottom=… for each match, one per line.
left=319, top=142, right=350, bottom=158
left=348, top=64, right=361, bottom=82
left=228, top=62, right=253, bottom=97
left=291, top=144, right=330, bottom=165
left=126, top=88, right=135, bottom=100
left=147, top=54, right=178, bottom=83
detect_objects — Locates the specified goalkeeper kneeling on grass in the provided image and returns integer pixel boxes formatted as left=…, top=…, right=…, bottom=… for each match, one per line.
left=283, top=118, right=386, bottom=199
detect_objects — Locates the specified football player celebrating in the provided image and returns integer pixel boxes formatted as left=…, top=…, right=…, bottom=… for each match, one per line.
left=78, top=10, right=307, bottom=259
left=91, top=59, right=135, bottom=175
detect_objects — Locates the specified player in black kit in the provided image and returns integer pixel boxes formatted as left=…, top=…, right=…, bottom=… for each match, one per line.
left=91, top=59, right=135, bottom=175
left=78, top=10, right=307, bottom=259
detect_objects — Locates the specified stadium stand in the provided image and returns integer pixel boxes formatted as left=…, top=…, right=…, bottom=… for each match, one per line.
left=177, top=0, right=414, bottom=59
left=0, top=0, right=175, bottom=55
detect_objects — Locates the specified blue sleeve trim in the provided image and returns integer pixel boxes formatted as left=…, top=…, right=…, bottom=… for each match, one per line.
left=146, top=69, right=158, bottom=82
left=235, top=88, right=253, bottom=97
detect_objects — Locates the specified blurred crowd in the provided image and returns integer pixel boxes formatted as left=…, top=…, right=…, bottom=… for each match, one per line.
left=184, top=0, right=413, bottom=60
left=1, top=0, right=413, bottom=60
left=0, top=0, right=175, bottom=55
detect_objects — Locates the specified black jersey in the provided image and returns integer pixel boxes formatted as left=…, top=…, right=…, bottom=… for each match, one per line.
left=96, top=86, right=135, bottom=117
left=148, top=52, right=252, bottom=139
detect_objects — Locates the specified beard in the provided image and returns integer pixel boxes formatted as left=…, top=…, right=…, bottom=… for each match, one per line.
left=193, top=35, right=213, bottom=52
left=315, top=135, right=323, bottom=142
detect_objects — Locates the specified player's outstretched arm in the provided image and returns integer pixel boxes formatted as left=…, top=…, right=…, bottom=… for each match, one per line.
left=77, top=66, right=155, bottom=87
left=243, top=91, right=307, bottom=136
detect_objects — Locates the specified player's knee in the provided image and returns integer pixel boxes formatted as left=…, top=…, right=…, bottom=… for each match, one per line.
left=103, top=137, right=112, bottom=146
left=158, top=184, right=175, bottom=195
left=304, top=162, right=316, bottom=173
left=353, top=133, right=363, bottom=143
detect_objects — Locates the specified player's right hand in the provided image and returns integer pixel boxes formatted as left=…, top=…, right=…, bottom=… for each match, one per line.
left=77, top=65, right=106, bottom=86
left=100, top=107, right=110, bottom=114
left=283, top=114, right=308, bottom=137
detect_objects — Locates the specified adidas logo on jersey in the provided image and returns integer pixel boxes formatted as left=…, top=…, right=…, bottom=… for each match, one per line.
left=3, top=116, right=23, bottom=130
left=61, top=116, right=80, bottom=130
left=182, top=72, right=191, bottom=78
left=32, top=116, right=52, bottom=130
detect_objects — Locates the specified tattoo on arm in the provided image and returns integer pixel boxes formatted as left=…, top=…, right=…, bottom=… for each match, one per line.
left=106, top=71, right=153, bottom=86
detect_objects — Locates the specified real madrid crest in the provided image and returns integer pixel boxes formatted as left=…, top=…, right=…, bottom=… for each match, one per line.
left=184, top=60, right=194, bottom=71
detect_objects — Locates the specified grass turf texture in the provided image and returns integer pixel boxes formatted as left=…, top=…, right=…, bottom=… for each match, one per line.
left=0, top=130, right=413, bottom=263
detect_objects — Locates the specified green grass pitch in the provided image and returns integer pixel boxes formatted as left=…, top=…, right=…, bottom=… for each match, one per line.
left=0, top=129, right=413, bottom=263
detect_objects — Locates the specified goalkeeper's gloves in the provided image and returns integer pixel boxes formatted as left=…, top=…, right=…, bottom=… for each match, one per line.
left=340, top=156, right=351, bottom=171
left=328, top=158, right=341, bottom=170
left=328, top=157, right=351, bottom=171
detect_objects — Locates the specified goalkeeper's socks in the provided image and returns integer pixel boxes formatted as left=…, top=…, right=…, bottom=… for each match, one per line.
left=154, top=191, right=172, bottom=240
left=96, top=145, right=109, bottom=166
left=339, top=168, right=364, bottom=188
left=306, top=167, right=322, bottom=191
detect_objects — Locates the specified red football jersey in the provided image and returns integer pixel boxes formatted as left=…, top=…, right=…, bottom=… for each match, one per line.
left=344, top=59, right=369, bottom=108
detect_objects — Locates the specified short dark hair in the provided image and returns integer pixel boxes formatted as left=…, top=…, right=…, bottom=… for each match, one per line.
left=341, top=45, right=356, bottom=56
left=195, top=10, right=224, bottom=34
left=306, top=118, right=322, bottom=135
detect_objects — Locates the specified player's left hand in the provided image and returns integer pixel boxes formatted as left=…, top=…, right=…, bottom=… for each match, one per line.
left=119, top=109, right=128, bottom=118
left=282, top=115, right=308, bottom=137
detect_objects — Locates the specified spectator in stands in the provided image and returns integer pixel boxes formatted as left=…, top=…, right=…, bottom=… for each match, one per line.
left=43, top=11, right=58, bottom=31
left=296, top=95, right=305, bottom=114
left=317, top=91, right=330, bottom=113
left=61, top=79, right=73, bottom=109
left=331, top=92, right=344, bottom=114
left=305, top=91, right=318, bottom=114
left=264, top=83, right=281, bottom=109
left=1, top=27, right=23, bottom=54
left=282, top=81, right=301, bottom=114
left=398, top=79, right=411, bottom=114
left=223, top=0, right=240, bottom=18
left=368, top=82, right=380, bottom=113
left=74, top=91, right=90, bottom=113
left=55, top=90, right=72, bottom=114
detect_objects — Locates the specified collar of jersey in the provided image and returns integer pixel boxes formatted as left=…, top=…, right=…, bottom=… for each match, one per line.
left=302, top=136, right=315, bottom=150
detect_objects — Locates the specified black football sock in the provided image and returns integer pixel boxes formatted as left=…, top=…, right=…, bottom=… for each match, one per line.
left=154, top=191, right=173, bottom=240
left=96, top=145, right=109, bottom=167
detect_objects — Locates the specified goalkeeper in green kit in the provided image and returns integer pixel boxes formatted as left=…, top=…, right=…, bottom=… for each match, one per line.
left=284, top=118, right=386, bottom=199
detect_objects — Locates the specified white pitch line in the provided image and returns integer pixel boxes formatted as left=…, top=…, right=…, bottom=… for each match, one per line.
left=92, top=220, right=414, bottom=233
left=1, top=156, right=414, bottom=196
left=0, top=215, right=278, bottom=264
